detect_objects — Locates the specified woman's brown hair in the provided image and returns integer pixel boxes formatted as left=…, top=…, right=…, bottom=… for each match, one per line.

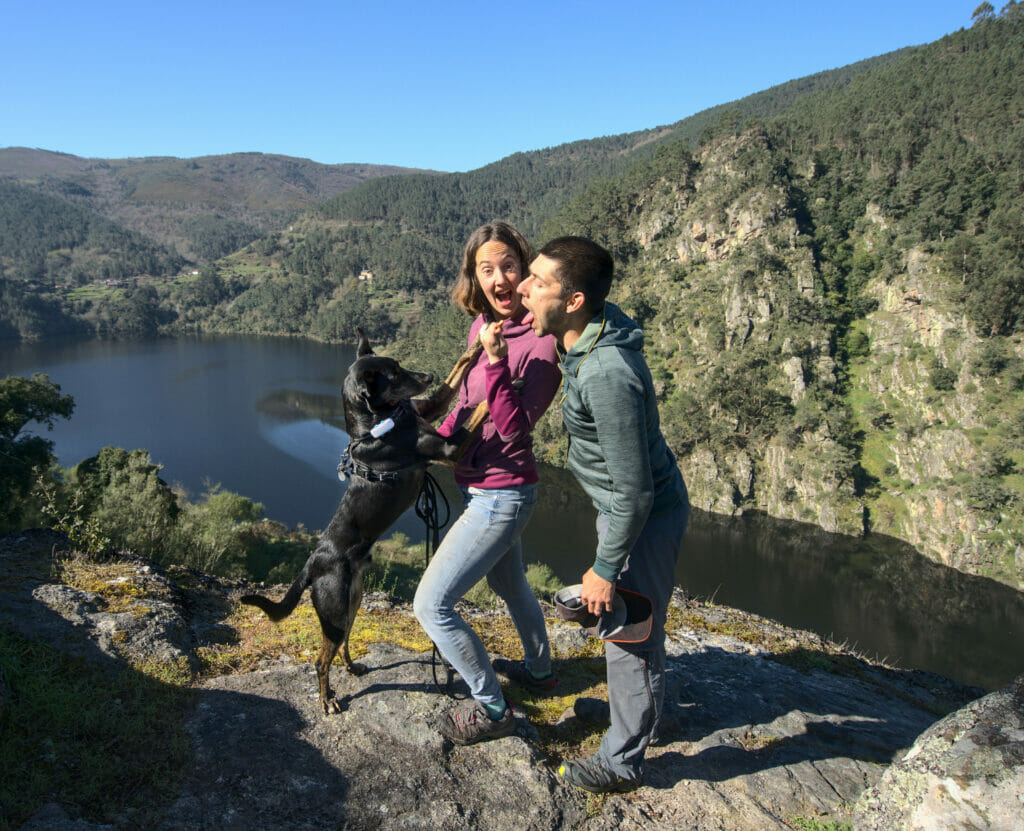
left=450, top=221, right=534, bottom=316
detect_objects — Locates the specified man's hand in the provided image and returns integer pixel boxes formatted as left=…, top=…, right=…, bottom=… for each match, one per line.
left=480, top=320, right=508, bottom=364
left=581, top=567, right=615, bottom=616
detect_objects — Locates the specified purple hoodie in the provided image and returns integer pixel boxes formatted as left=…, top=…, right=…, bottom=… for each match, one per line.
left=438, top=310, right=560, bottom=488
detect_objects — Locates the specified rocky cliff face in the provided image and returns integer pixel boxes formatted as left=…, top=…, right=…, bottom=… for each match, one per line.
left=607, top=128, right=1023, bottom=590
left=853, top=238, right=1023, bottom=585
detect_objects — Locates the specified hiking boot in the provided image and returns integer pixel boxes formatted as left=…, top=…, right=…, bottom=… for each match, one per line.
left=493, top=658, right=559, bottom=695
left=436, top=701, right=516, bottom=745
left=557, top=753, right=641, bottom=794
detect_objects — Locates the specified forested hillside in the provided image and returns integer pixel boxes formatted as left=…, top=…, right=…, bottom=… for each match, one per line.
left=0, top=180, right=185, bottom=338
left=0, top=47, right=909, bottom=345
left=149, top=47, right=913, bottom=347
left=0, top=149, right=430, bottom=262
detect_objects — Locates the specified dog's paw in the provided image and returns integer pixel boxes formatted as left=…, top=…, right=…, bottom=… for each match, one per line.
left=345, top=662, right=367, bottom=677
left=324, top=698, right=344, bottom=715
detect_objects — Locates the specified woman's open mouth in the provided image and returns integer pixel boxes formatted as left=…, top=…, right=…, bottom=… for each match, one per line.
left=493, top=288, right=516, bottom=307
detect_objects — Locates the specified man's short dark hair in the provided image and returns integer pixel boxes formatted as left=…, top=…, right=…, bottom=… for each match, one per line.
left=537, top=236, right=613, bottom=316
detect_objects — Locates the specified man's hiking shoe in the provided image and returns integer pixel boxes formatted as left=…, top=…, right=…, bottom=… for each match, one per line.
left=557, top=754, right=641, bottom=794
left=436, top=701, right=516, bottom=745
left=493, top=658, right=559, bottom=695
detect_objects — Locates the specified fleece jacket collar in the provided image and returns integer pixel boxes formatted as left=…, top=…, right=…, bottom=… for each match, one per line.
left=560, top=302, right=644, bottom=377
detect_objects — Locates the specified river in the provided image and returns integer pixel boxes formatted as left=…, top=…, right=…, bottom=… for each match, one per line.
left=2, top=334, right=1022, bottom=691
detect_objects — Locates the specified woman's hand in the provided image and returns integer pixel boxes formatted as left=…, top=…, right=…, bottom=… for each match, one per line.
left=480, top=320, right=508, bottom=364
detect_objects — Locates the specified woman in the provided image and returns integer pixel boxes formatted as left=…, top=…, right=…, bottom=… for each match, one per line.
left=414, top=221, right=561, bottom=745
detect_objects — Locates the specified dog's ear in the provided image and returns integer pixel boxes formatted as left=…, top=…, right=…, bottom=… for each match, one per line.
left=356, top=327, right=374, bottom=358
left=357, top=367, right=380, bottom=406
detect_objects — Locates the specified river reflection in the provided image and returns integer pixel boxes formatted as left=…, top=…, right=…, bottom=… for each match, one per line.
left=2, top=335, right=1022, bottom=691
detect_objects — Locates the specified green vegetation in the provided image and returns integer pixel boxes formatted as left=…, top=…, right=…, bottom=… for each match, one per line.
left=0, top=376, right=313, bottom=579
left=787, top=817, right=853, bottom=831
left=0, top=374, right=74, bottom=530
left=0, top=180, right=184, bottom=288
left=0, top=627, right=192, bottom=828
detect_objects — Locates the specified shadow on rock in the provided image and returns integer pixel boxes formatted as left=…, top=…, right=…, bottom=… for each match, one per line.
left=643, top=641, right=978, bottom=791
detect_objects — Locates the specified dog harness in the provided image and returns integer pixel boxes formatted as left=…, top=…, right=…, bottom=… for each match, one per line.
left=336, top=401, right=416, bottom=483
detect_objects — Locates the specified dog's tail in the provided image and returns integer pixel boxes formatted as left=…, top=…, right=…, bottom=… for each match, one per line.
left=239, top=565, right=311, bottom=622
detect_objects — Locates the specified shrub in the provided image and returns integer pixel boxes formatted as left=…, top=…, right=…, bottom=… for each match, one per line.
left=929, top=361, right=957, bottom=391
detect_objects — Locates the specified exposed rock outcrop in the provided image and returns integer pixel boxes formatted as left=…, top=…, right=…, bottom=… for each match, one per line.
left=854, top=675, right=1024, bottom=830
left=1, top=532, right=992, bottom=830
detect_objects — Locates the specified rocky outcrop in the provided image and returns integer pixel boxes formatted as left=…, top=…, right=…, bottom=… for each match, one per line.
left=1, top=532, right=989, bottom=831
left=854, top=675, right=1024, bottom=830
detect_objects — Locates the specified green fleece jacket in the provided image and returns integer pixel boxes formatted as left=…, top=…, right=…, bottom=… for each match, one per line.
left=558, top=302, right=687, bottom=582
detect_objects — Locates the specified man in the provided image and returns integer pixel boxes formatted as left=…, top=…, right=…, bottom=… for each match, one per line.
left=517, top=236, right=689, bottom=793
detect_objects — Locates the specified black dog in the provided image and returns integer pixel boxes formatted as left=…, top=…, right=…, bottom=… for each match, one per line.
left=241, top=328, right=486, bottom=713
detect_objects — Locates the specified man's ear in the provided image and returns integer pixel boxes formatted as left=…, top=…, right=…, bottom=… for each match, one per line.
left=564, top=291, right=587, bottom=314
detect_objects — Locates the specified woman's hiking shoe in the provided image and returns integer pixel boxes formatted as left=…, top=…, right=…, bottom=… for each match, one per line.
left=436, top=701, right=516, bottom=745
left=492, top=658, right=559, bottom=695
left=557, top=754, right=640, bottom=794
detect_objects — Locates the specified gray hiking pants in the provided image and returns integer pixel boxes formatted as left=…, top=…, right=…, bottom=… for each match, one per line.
left=594, top=500, right=689, bottom=779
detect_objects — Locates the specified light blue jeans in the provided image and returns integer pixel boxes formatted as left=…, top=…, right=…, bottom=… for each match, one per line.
left=413, top=484, right=551, bottom=709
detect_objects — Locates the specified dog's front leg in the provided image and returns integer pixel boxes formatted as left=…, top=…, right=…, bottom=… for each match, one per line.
left=423, top=400, right=489, bottom=464
left=414, top=336, right=484, bottom=422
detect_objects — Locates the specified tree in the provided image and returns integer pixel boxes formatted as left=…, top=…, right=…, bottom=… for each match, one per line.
left=172, top=486, right=264, bottom=575
left=71, top=447, right=179, bottom=557
left=0, top=374, right=74, bottom=531
left=1002, top=2, right=1024, bottom=22
left=973, top=2, right=996, bottom=23
left=189, top=266, right=227, bottom=308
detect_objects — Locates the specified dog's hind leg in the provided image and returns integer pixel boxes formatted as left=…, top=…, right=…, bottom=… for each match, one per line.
left=310, top=543, right=372, bottom=713
left=313, top=584, right=367, bottom=713
left=339, top=566, right=366, bottom=675
left=315, top=631, right=345, bottom=715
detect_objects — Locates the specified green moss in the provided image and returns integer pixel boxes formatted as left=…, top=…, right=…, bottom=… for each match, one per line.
left=787, top=817, right=853, bottom=831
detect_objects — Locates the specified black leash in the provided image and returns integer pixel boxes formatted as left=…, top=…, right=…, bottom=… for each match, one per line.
left=415, top=471, right=465, bottom=698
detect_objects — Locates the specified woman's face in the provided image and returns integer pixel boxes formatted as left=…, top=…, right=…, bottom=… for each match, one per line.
left=475, top=240, right=524, bottom=319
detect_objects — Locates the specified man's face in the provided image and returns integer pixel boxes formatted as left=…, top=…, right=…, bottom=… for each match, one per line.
left=518, top=254, right=569, bottom=339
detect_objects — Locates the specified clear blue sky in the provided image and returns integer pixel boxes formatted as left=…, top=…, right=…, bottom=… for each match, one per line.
left=0, top=1, right=979, bottom=173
